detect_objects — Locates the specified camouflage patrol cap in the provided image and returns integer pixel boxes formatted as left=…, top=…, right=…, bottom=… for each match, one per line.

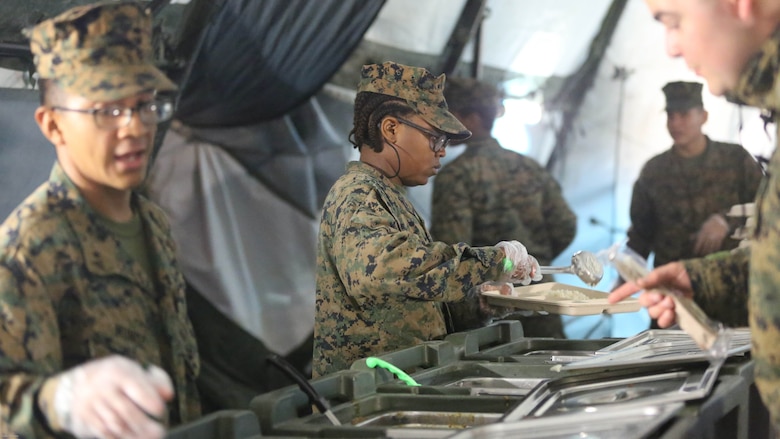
left=357, top=61, right=471, bottom=140
left=25, top=1, right=176, bottom=102
left=662, top=81, right=704, bottom=112
left=443, top=76, right=502, bottom=114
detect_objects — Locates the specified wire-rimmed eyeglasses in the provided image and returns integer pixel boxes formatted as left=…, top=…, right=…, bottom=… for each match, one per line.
left=50, top=100, right=174, bottom=130
left=396, top=117, right=450, bottom=153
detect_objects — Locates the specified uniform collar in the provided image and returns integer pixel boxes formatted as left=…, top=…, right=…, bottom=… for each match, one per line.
left=351, top=160, right=407, bottom=194
left=728, top=26, right=780, bottom=111
left=49, top=163, right=158, bottom=293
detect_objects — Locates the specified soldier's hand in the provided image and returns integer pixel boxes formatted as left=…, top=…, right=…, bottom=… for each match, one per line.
left=495, top=240, right=543, bottom=285
left=608, top=261, right=693, bottom=328
left=39, top=355, right=173, bottom=439
left=693, top=214, right=729, bottom=256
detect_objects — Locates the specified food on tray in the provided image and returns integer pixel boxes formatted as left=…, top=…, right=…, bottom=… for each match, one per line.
left=541, top=289, right=592, bottom=301
left=481, top=282, right=641, bottom=315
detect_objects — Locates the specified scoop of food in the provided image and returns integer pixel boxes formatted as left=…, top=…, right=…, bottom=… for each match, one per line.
left=527, top=251, right=604, bottom=286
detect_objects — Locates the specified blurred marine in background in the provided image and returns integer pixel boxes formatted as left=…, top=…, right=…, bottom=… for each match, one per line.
left=626, top=80, right=762, bottom=268
left=433, top=77, right=577, bottom=338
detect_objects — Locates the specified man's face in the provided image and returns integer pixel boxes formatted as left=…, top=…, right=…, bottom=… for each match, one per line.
left=666, top=107, right=706, bottom=146
left=645, top=0, right=760, bottom=96
left=45, top=91, right=158, bottom=195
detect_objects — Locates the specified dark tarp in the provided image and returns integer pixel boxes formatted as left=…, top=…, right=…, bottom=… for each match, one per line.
left=175, top=0, right=385, bottom=127
left=171, top=0, right=385, bottom=218
left=178, top=92, right=356, bottom=218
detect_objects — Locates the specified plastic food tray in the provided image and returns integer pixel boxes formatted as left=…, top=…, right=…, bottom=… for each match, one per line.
left=481, top=282, right=641, bottom=316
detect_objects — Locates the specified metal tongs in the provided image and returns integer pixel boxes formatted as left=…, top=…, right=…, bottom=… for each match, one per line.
left=602, top=243, right=732, bottom=359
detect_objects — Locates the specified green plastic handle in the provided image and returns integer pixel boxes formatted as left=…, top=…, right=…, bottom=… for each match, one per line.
left=365, top=357, right=420, bottom=386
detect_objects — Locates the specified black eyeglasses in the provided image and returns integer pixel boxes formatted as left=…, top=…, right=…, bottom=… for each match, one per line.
left=50, top=100, right=174, bottom=130
left=396, top=117, right=450, bottom=153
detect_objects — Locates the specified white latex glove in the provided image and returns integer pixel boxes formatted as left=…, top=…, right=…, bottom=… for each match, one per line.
left=495, top=240, right=543, bottom=285
left=41, top=355, right=173, bottom=439
left=693, top=214, right=729, bottom=256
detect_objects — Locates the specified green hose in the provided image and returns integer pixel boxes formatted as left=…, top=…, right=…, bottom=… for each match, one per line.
left=365, top=357, right=421, bottom=386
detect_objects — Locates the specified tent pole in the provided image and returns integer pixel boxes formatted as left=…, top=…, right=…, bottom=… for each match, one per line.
left=545, top=0, right=629, bottom=173
left=437, top=0, right=487, bottom=76
left=470, top=22, right=483, bottom=79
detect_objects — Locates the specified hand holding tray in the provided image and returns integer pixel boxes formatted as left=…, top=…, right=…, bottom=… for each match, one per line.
left=603, top=243, right=733, bottom=358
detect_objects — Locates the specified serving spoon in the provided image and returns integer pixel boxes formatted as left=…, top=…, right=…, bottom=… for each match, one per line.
left=536, top=250, right=604, bottom=286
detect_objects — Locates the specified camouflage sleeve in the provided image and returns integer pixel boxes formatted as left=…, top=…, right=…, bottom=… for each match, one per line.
left=682, top=246, right=749, bottom=327
left=430, top=168, right=473, bottom=244
left=540, top=173, right=577, bottom=258
left=626, top=179, right=654, bottom=260
left=338, top=191, right=505, bottom=303
left=0, top=262, right=61, bottom=438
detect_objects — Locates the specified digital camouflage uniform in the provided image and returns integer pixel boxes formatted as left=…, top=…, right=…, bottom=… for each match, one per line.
left=431, top=137, right=576, bottom=264
left=628, top=136, right=762, bottom=267
left=0, top=165, right=200, bottom=438
left=430, top=137, right=576, bottom=337
left=681, top=27, right=780, bottom=429
left=0, top=2, right=198, bottom=436
left=313, top=63, right=508, bottom=378
left=313, top=162, right=506, bottom=377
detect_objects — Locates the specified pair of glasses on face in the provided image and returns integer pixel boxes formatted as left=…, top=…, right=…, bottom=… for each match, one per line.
left=50, top=100, right=174, bottom=130
left=396, top=117, right=450, bottom=153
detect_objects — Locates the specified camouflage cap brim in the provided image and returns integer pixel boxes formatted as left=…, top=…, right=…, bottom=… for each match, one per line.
left=56, top=63, right=176, bottom=102
left=412, top=101, right=471, bottom=141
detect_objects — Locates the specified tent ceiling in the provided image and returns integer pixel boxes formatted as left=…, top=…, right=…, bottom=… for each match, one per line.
left=358, top=0, right=612, bottom=95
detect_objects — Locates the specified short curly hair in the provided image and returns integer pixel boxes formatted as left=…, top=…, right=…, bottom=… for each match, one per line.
left=349, top=92, right=416, bottom=152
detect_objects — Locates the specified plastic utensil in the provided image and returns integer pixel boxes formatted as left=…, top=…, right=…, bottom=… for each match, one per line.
left=365, top=357, right=420, bottom=386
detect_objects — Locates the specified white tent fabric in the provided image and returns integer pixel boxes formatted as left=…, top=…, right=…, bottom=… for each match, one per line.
left=364, top=0, right=612, bottom=80
left=146, top=129, right=318, bottom=355
left=0, top=69, right=24, bottom=87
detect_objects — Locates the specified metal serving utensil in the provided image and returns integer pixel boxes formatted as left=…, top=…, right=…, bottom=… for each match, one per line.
left=537, top=251, right=604, bottom=286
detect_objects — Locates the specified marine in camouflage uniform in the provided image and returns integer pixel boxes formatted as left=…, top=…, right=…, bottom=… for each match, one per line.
left=627, top=82, right=763, bottom=268
left=679, top=27, right=780, bottom=429
left=432, top=77, right=576, bottom=338
left=0, top=165, right=200, bottom=437
left=313, top=62, right=528, bottom=378
left=0, top=2, right=200, bottom=436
